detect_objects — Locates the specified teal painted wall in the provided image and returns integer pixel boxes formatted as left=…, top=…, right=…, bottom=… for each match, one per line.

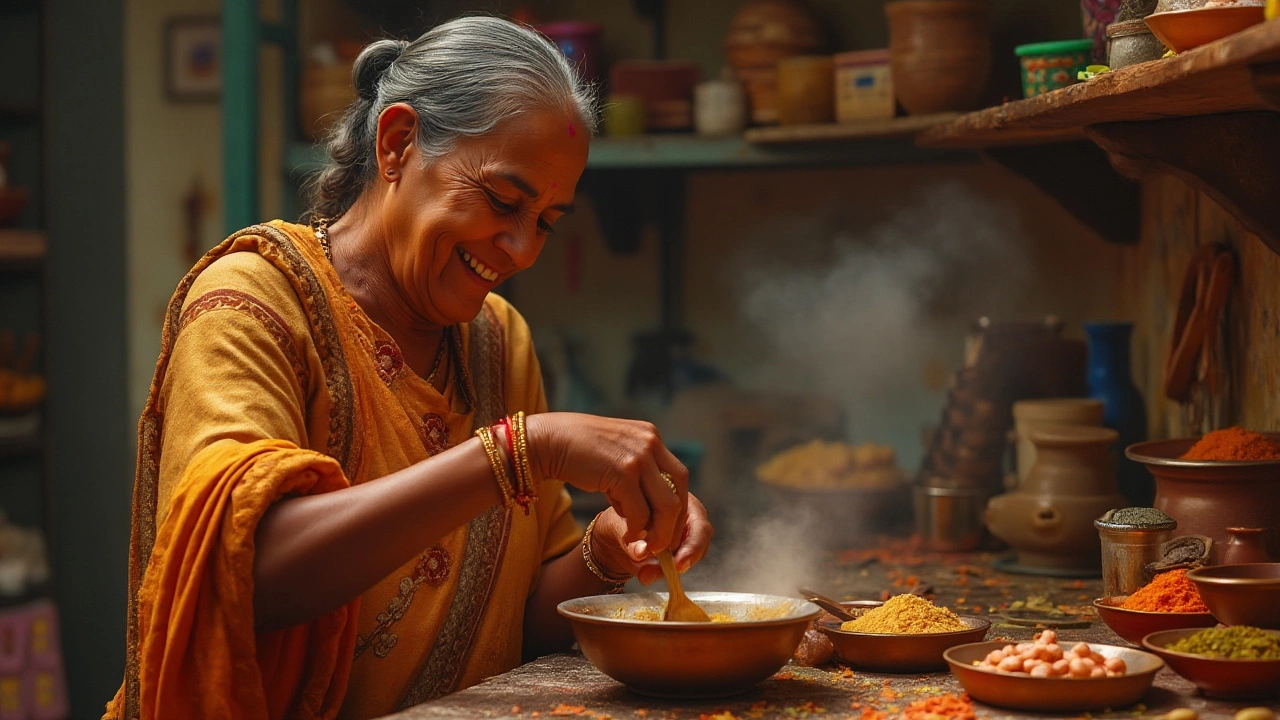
left=47, top=0, right=132, bottom=714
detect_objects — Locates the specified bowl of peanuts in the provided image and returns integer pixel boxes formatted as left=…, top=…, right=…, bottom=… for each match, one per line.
left=944, top=629, right=1164, bottom=712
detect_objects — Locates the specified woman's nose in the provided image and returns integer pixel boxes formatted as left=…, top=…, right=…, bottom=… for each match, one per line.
left=495, top=227, right=543, bottom=270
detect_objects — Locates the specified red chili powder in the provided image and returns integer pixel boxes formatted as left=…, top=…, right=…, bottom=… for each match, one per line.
left=1180, top=426, right=1280, bottom=461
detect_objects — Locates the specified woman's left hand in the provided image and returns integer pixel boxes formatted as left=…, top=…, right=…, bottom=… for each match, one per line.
left=589, top=492, right=713, bottom=584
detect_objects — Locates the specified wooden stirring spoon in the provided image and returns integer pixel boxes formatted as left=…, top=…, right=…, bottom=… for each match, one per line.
left=798, top=587, right=858, bottom=623
left=657, top=549, right=711, bottom=622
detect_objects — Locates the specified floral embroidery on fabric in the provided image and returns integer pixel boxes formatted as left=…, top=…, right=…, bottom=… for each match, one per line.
left=354, top=545, right=453, bottom=660
left=420, top=413, right=449, bottom=456
left=373, top=340, right=404, bottom=386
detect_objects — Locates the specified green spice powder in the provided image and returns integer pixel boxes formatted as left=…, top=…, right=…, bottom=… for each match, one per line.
left=1167, top=626, right=1280, bottom=660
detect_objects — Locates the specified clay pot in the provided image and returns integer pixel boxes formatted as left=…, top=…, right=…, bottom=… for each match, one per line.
left=301, top=62, right=356, bottom=142
left=776, top=55, right=834, bottom=125
left=1012, top=398, right=1105, bottom=487
left=986, top=424, right=1127, bottom=571
left=886, top=0, right=992, bottom=116
left=1126, top=437, right=1280, bottom=564
left=1220, top=527, right=1277, bottom=565
left=724, top=0, right=823, bottom=124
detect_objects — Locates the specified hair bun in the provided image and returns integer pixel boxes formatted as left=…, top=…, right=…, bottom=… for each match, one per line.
left=352, top=39, right=409, bottom=100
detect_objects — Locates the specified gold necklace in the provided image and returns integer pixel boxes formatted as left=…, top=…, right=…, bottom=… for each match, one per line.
left=425, top=332, right=448, bottom=386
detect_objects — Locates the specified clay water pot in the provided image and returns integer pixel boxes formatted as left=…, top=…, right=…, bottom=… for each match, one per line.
left=886, top=0, right=992, bottom=115
left=986, top=424, right=1127, bottom=571
left=1220, top=527, right=1277, bottom=565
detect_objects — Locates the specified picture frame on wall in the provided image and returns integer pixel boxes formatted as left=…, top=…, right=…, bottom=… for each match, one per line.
left=165, top=16, right=221, bottom=101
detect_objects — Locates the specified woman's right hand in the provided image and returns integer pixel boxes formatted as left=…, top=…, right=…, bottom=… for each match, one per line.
left=525, top=412, right=689, bottom=554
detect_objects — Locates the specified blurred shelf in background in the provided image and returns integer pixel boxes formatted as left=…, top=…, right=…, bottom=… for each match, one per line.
left=0, top=231, right=46, bottom=269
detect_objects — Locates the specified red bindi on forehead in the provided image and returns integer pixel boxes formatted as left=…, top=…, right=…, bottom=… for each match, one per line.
left=567, top=122, right=576, bottom=138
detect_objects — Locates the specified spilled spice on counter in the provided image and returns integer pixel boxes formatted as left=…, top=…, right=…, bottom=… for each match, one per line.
left=1180, top=426, right=1280, bottom=461
left=840, top=593, right=966, bottom=634
left=903, top=693, right=976, bottom=720
left=1120, top=569, right=1208, bottom=613
left=1168, top=626, right=1280, bottom=659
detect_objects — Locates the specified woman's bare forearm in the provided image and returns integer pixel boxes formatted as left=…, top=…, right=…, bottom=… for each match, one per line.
left=252, top=437, right=503, bottom=631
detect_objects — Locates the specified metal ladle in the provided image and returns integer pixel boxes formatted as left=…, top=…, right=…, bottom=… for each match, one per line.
left=658, top=549, right=711, bottom=622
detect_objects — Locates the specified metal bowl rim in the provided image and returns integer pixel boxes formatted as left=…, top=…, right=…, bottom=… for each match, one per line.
left=1126, top=437, right=1280, bottom=467
left=1093, top=597, right=1216, bottom=617
left=556, top=592, right=821, bottom=628
left=819, top=614, right=991, bottom=638
left=945, top=640, right=1165, bottom=681
left=1186, top=564, right=1280, bottom=586
left=1141, top=628, right=1280, bottom=664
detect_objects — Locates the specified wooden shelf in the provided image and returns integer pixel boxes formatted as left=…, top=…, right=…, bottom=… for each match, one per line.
left=915, top=20, right=1280, bottom=254
left=920, top=20, right=1280, bottom=148
left=745, top=113, right=960, bottom=145
left=0, top=230, right=46, bottom=267
left=286, top=131, right=974, bottom=179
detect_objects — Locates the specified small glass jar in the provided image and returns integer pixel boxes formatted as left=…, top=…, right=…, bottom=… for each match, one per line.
left=1095, top=508, right=1177, bottom=599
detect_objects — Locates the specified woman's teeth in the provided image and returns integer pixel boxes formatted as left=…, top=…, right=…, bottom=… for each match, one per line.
left=460, top=250, right=498, bottom=281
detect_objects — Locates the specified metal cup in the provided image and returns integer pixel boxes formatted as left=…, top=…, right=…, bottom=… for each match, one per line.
left=914, top=485, right=994, bottom=552
left=1094, top=516, right=1176, bottom=598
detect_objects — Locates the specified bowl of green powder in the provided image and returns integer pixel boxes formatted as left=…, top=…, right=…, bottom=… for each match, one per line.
left=1142, top=626, right=1280, bottom=699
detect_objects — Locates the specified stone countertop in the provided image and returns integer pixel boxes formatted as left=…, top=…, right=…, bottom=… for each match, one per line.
left=384, top=541, right=1278, bottom=720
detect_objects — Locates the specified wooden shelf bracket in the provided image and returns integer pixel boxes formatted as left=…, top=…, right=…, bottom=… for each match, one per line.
left=1086, top=110, right=1280, bottom=255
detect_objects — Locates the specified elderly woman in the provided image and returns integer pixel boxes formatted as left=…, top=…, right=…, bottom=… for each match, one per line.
left=105, top=16, right=712, bottom=720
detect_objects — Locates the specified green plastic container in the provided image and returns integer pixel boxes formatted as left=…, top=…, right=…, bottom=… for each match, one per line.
left=1015, top=39, right=1095, bottom=98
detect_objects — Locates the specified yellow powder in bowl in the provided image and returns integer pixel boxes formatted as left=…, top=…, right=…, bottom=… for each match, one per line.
left=839, top=593, right=966, bottom=634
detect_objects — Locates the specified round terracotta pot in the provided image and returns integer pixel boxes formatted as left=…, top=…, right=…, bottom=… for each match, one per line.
left=886, top=0, right=992, bottom=115
left=1127, top=436, right=1280, bottom=563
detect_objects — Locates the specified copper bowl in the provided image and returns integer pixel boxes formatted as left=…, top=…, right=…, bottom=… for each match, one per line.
left=945, top=641, right=1163, bottom=712
left=1143, top=627, right=1280, bottom=699
left=1144, top=5, right=1266, bottom=53
left=1093, top=597, right=1218, bottom=646
left=558, top=592, right=819, bottom=698
left=1186, top=563, right=1280, bottom=629
left=818, top=609, right=990, bottom=672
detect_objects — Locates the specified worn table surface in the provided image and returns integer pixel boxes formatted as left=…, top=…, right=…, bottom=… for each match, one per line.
left=386, top=540, right=1280, bottom=720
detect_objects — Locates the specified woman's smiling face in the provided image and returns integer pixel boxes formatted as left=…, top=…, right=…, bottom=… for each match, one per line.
left=376, top=104, right=590, bottom=326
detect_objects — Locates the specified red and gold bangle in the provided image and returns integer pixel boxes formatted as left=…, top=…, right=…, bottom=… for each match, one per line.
left=475, top=425, right=516, bottom=509
left=582, top=513, right=630, bottom=593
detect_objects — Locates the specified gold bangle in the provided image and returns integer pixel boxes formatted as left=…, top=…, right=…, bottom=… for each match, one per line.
left=510, top=411, right=538, bottom=514
left=475, top=426, right=515, bottom=509
left=582, top=513, right=630, bottom=592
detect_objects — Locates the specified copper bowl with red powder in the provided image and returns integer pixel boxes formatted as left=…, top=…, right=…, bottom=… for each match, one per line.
left=1093, top=597, right=1217, bottom=646
left=1186, top=563, right=1280, bottom=629
left=1126, top=436, right=1280, bottom=562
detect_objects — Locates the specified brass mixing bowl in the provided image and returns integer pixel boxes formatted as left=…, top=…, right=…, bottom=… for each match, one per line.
left=557, top=592, right=820, bottom=698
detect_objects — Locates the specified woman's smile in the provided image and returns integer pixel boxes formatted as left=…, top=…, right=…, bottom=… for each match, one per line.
left=458, top=248, right=500, bottom=282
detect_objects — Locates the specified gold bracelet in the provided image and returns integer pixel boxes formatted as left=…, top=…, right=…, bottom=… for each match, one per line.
left=475, top=426, right=516, bottom=509
left=582, top=513, right=630, bottom=592
left=510, top=411, right=538, bottom=514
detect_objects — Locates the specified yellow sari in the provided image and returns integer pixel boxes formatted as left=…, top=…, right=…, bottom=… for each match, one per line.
left=105, top=221, right=581, bottom=719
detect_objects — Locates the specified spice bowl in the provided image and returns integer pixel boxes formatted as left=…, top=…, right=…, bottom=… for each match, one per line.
left=817, top=614, right=990, bottom=672
left=1093, top=597, right=1218, bottom=645
left=1186, top=563, right=1280, bottom=629
left=1142, top=628, right=1280, bottom=699
left=945, top=641, right=1163, bottom=711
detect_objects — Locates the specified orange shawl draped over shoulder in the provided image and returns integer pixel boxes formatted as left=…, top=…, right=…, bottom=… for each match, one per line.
left=106, top=222, right=580, bottom=720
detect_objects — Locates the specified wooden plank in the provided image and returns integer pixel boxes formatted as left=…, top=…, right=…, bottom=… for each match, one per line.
left=743, top=113, right=959, bottom=144
left=0, top=230, right=46, bottom=263
left=921, top=20, right=1280, bottom=148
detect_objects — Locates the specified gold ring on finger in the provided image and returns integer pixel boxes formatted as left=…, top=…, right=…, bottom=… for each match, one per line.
left=659, top=471, right=678, bottom=496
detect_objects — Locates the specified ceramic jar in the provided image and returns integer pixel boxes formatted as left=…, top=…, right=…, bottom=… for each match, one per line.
left=694, top=77, right=748, bottom=136
left=986, top=424, right=1127, bottom=572
left=885, top=0, right=992, bottom=115
left=1012, top=398, right=1105, bottom=486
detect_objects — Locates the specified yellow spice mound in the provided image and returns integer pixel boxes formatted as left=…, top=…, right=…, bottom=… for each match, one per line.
left=840, top=593, right=966, bottom=634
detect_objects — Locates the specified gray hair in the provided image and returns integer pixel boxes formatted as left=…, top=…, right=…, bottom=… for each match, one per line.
left=308, top=16, right=598, bottom=220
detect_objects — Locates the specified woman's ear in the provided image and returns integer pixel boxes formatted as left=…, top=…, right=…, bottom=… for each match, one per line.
left=375, top=103, right=418, bottom=182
